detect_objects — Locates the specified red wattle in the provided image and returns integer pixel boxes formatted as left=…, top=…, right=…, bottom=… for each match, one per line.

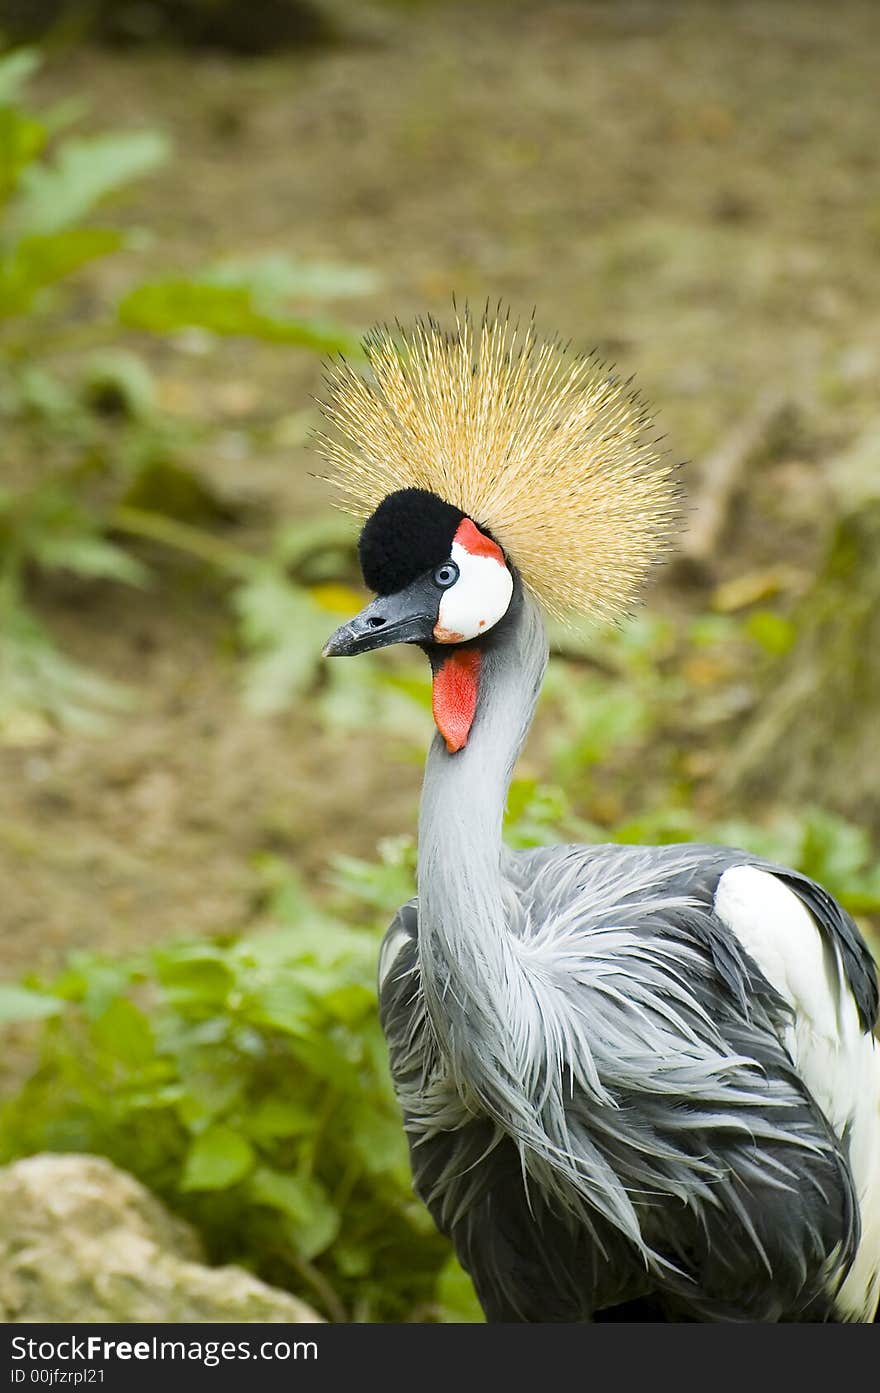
left=432, top=648, right=481, bottom=753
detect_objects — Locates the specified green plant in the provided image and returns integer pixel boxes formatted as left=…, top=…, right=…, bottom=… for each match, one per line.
left=0, top=48, right=171, bottom=735
left=0, top=849, right=481, bottom=1321
left=0, top=49, right=387, bottom=740
left=119, top=254, right=368, bottom=357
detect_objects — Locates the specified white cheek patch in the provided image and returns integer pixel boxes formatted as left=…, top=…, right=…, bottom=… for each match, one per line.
left=434, top=541, right=513, bottom=643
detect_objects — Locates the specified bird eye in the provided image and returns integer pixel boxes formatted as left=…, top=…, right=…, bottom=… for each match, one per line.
left=433, top=561, right=459, bottom=588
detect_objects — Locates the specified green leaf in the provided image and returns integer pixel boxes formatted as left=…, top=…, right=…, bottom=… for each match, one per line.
left=0, top=107, right=45, bottom=206
left=90, top=997, right=155, bottom=1068
left=5, top=363, right=76, bottom=418
left=249, top=1166, right=340, bottom=1259
left=284, top=1032, right=362, bottom=1090
left=843, top=886, right=880, bottom=915
left=52, top=955, right=138, bottom=1019
left=505, top=777, right=539, bottom=825
left=203, top=254, right=380, bottom=303
left=180, top=1125, right=255, bottom=1192
left=0, top=602, right=132, bottom=740
left=11, top=130, right=170, bottom=236
left=270, top=514, right=357, bottom=572
left=350, top=1104, right=408, bottom=1177
left=31, top=534, right=150, bottom=587
left=333, top=1242, right=370, bottom=1278
left=244, top=1097, right=315, bottom=1142
left=0, top=228, right=124, bottom=319
left=745, top=610, right=796, bottom=656
left=435, top=1255, right=484, bottom=1323
left=0, top=48, right=40, bottom=104
left=0, top=983, right=63, bottom=1023
left=569, top=686, right=649, bottom=768
left=241, top=978, right=313, bottom=1036
left=330, top=850, right=416, bottom=914
left=799, top=809, right=875, bottom=889
left=119, top=279, right=361, bottom=356
left=175, top=1065, right=242, bottom=1130
left=322, top=982, right=375, bottom=1025
left=155, top=948, right=234, bottom=1009
left=234, top=570, right=330, bottom=713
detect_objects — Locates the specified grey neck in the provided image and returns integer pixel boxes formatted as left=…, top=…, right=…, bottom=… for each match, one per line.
left=416, top=588, right=549, bottom=1086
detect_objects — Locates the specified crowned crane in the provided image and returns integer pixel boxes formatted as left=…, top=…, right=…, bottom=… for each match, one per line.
left=319, top=310, right=880, bottom=1322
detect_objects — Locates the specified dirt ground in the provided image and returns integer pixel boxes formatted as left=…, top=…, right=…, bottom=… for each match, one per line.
left=3, top=0, right=880, bottom=976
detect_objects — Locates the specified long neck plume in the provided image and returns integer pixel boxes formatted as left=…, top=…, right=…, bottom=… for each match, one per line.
left=417, top=589, right=548, bottom=1098
left=415, top=594, right=658, bottom=1253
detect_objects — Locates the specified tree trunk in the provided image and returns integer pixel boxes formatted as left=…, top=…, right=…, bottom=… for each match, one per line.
left=727, top=424, right=880, bottom=832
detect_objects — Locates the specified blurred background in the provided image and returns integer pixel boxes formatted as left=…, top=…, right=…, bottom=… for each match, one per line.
left=0, top=0, right=878, bottom=1323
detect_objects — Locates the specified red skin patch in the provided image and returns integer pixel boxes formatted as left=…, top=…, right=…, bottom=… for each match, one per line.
left=453, top=517, right=505, bottom=564
left=432, top=647, right=481, bottom=753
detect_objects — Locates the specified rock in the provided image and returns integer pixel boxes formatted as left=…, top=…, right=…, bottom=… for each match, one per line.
left=0, top=1154, right=321, bottom=1323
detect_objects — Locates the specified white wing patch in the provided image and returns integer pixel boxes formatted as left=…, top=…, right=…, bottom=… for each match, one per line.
left=378, top=922, right=412, bottom=991
left=714, top=865, right=880, bottom=1321
left=434, top=541, right=513, bottom=644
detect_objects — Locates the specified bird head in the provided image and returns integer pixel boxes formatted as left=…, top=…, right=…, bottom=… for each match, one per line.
left=319, top=307, right=678, bottom=753
left=323, top=488, right=515, bottom=751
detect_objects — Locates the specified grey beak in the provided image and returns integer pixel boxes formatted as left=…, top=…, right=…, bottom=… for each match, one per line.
left=322, top=576, right=439, bottom=658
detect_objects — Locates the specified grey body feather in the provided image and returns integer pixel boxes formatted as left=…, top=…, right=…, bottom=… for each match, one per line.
left=378, top=587, right=879, bottom=1322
